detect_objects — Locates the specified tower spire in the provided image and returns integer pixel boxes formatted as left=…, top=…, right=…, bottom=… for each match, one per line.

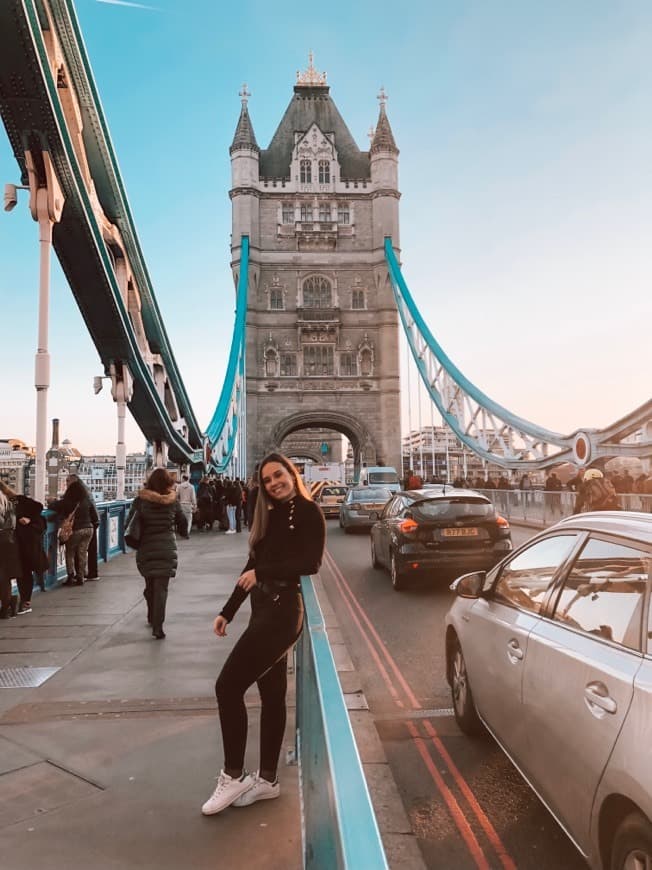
left=370, top=86, right=398, bottom=155
left=230, top=83, right=259, bottom=154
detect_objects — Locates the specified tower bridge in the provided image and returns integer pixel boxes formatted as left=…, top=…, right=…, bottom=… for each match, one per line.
left=0, top=0, right=650, bottom=491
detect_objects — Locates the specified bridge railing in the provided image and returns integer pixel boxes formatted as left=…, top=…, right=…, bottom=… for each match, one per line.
left=42, top=500, right=132, bottom=588
left=476, top=488, right=652, bottom=527
left=296, top=576, right=388, bottom=870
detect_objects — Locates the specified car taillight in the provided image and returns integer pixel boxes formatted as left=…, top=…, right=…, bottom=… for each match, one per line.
left=399, top=518, right=419, bottom=534
left=496, top=515, right=510, bottom=528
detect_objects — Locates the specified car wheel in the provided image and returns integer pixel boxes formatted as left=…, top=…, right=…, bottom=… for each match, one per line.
left=390, top=550, right=405, bottom=590
left=610, top=812, right=652, bottom=870
left=451, top=637, right=483, bottom=735
left=371, top=537, right=380, bottom=568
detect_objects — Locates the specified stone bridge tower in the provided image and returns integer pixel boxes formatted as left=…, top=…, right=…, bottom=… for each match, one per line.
left=229, top=59, right=401, bottom=476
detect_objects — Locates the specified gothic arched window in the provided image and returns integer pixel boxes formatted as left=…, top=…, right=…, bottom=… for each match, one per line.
left=265, top=349, right=278, bottom=377
left=300, top=159, right=312, bottom=184
left=318, top=160, right=330, bottom=184
left=303, top=276, right=332, bottom=308
left=360, top=348, right=373, bottom=377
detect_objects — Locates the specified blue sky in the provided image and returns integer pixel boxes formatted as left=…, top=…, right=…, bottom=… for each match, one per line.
left=1, top=0, right=650, bottom=453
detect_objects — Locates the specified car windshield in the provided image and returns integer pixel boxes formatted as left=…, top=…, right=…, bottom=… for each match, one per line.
left=322, top=487, right=347, bottom=496
left=350, top=488, right=391, bottom=502
left=411, top=497, right=494, bottom=520
left=368, top=472, right=399, bottom=484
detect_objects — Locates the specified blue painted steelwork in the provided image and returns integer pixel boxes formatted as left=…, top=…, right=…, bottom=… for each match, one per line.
left=297, top=577, right=388, bottom=869
left=42, top=501, right=131, bottom=588
left=205, top=238, right=249, bottom=475
left=385, top=238, right=652, bottom=469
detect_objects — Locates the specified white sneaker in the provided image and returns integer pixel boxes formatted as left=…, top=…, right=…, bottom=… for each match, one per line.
left=232, top=771, right=280, bottom=807
left=201, top=770, right=253, bottom=815
left=225, top=529, right=236, bottom=535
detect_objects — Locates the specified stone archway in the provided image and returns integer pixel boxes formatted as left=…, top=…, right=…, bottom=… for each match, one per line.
left=266, top=409, right=377, bottom=482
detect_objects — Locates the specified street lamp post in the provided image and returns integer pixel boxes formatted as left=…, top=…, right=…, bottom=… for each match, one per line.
left=5, top=152, right=65, bottom=503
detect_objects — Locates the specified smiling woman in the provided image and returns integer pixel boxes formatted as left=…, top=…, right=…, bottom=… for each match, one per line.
left=202, top=453, right=325, bottom=815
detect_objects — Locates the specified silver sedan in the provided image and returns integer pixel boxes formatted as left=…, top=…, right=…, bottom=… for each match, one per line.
left=445, top=511, right=652, bottom=870
left=340, top=486, right=392, bottom=532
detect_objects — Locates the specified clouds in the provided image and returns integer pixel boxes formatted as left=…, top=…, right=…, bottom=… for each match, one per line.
left=95, top=0, right=160, bottom=11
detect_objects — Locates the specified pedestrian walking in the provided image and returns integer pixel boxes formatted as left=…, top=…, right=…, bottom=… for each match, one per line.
left=197, top=477, right=214, bottom=531
left=13, top=489, right=47, bottom=613
left=574, top=468, right=621, bottom=513
left=125, top=468, right=187, bottom=639
left=0, top=482, right=21, bottom=619
left=225, top=479, right=241, bottom=534
left=176, top=474, right=196, bottom=538
left=50, top=476, right=98, bottom=587
left=202, top=452, right=326, bottom=814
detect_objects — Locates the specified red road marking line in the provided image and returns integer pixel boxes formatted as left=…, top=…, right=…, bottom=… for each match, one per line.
left=322, top=550, right=488, bottom=870
left=324, top=548, right=517, bottom=870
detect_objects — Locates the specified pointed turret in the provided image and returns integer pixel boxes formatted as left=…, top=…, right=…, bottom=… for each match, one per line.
left=230, top=84, right=260, bottom=246
left=370, top=87, right=400, bottom=247
left=370, top=90, right=398, bottom=155
left=230, top=85, right=259, bottom=155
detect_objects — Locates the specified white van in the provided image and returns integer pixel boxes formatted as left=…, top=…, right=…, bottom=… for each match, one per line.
left=358, top=466, right=401, bottom=493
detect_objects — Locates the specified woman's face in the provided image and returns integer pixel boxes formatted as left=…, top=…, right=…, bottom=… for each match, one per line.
left=260, top=461, right=296, bottom=502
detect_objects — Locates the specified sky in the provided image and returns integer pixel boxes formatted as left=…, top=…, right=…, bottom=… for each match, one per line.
left=1, top=0, right=650, bottom=455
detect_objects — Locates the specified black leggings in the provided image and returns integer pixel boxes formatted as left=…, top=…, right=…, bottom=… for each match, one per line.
left=215, top=587, right=303, bottom=777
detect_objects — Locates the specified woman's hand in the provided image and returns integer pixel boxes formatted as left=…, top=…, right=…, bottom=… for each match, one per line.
left=18, top=517, right=31, bottom=525
left=214, top=615, right=228, bottom=637
left=236, top=569, right=257, bottom=592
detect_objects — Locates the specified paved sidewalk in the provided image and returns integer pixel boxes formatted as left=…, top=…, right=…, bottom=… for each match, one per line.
left=0, top=531, right=301, bottom=870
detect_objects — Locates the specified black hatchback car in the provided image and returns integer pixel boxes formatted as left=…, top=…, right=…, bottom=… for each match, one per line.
left=370, top=488, right=513, bottom=589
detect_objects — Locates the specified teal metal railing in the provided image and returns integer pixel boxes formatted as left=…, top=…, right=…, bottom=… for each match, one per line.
left=297, top=577, right=388, bottom=869
left=42, top=500, right=132, bottom=588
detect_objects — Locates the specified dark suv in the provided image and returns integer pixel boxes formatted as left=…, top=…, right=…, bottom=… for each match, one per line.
left=370, top=488, right=512, bottom=589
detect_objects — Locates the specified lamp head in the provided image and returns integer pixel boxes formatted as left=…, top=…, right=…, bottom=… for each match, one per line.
left=3, top=183, right=18, bottom=212
left=93, top=376, right=104, bottom=395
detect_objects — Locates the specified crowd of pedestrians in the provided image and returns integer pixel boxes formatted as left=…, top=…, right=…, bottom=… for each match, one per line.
left=191, top=475, right=259, bottom=535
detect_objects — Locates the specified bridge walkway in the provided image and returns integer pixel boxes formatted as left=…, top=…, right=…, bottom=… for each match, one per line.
left=0, top=531, right=301, bottom=869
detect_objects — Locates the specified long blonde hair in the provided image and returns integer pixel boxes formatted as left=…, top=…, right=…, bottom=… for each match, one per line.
left=248, top=453, right=312, bottom=551
left=0, top=480, right=17, bottom=525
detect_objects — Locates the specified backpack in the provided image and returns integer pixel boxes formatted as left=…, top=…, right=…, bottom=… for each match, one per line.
left=58, top=504, right=79, bottom=544
left=588, top=478, right=620, bottom=511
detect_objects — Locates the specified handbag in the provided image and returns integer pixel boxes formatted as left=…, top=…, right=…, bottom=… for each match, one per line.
left=58, top=505, right=79, bottom=544
left=124, top=502, right=142, bottom=549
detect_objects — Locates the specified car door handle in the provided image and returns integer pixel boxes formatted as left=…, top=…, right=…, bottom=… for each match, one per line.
left=584, top=682, right=617, bottom=715
left=507, top=639, right=524, bottom=662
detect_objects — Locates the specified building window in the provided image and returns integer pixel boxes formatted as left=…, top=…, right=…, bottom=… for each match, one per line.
left=300, top=159, right=312, bottom=184
left=338, top=203, right=350, bottom=224
left=303, top=345, right=334, bottom=376
left=282, top=203, right=294, bottom=223
left=352, top=289, right=365, bottom=309
left=318, top=160, right=330, bottom=184
left=280, top=354, right=297, bottom=377
left=300, top=204, right=313, bottom=223
left=265, top=350, right=278, bottom=377
left=270, top=288, right=284, bottom=310
left=303, top=275, right=332, bottom=308
left=318, top=203, right=331, bottom=222
left=360, top=348, right=373, bottom=377
left=340, top=353, right=357, bottom=376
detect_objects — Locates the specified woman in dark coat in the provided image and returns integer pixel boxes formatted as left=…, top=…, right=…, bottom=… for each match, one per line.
left=50, top=477, right=98, bottom=587
left=14, top=492, right=47, bottom=613
left=125, top=468, right=187, bottom=639
left=0, top=482, right=21, bottom=619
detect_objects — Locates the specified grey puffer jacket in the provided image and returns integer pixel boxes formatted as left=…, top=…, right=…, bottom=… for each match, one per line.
left=126, top=488, right=187, bottom=579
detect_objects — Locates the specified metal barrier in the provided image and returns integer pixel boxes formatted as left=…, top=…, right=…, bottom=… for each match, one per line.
left=476, top=489, right=652, bottom=528
left=297, top=577, right=388, bottom=870
left=42, top=500, right=132, bottom=588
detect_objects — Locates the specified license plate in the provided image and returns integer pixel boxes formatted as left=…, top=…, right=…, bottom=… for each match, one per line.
left=442, top=528, right=479, bottom=537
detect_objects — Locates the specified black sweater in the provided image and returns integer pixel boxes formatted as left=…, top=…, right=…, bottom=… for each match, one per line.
left=220, top=495, right=325, bottom=622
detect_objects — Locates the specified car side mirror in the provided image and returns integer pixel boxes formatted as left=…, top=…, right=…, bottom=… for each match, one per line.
left=451, top=571, right=486, bottom=598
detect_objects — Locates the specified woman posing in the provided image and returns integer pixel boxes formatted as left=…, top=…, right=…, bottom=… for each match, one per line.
left=50, top=476, right=98, bottom=587
left=125, top=468, right=187, bottom=639
left=202, top=453, right=326, bottom=815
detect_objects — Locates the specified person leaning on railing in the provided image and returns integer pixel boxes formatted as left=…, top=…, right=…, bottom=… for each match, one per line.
left=202, top=452, right=326, bottom=815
